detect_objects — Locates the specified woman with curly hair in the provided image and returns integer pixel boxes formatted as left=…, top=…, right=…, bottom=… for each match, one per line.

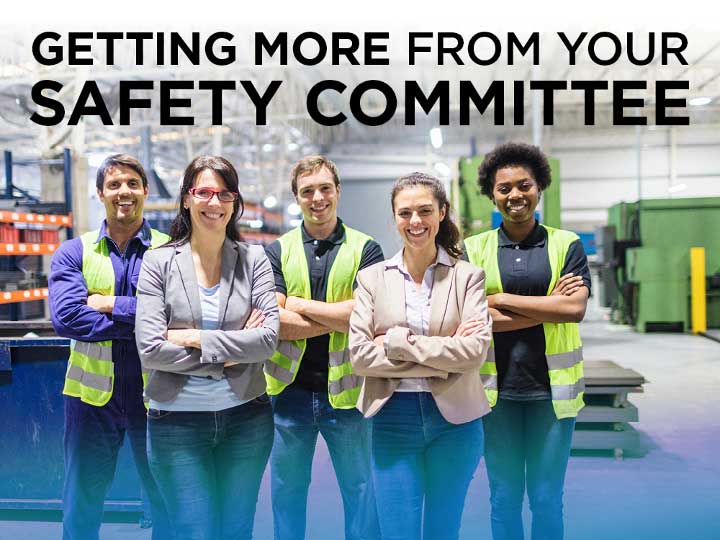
left=464, top=142, right=591, bottom=540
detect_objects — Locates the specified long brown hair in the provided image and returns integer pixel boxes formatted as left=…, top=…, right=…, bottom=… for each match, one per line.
left=168, top=156, right=245, bottom=245
left=391, top=172, right=462, bottom=258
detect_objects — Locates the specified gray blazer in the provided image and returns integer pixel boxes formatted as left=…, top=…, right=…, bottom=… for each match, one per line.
left=135, top=239, right=279, bottom=402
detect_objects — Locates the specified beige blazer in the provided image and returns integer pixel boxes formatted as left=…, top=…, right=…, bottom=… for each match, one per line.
left=349, top=256, right=492, bottom=424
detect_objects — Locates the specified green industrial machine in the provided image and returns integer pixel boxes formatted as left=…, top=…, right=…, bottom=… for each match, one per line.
left=601, top=197, right=720, bottom=332
left=454, top=155, right=562, bottom=235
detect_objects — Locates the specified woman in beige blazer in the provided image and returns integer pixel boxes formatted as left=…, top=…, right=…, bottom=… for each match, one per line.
left=349, top=172, right=492, bottom=540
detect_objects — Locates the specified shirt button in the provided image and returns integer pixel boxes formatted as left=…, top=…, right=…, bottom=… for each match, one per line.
left=514, top=245, right=520, bottom=250
left=212, top=354, right=218, bottom=361
left=315, top=256, right=320, bottom=260
left=313, top=240, right=318, bottom=245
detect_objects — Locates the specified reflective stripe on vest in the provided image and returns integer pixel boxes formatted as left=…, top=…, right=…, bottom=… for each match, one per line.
left=465, top=224, right=585, bottom=419
left=264, top=341, right=303, bottom=384
left=62, top=228, right=169, bottom=407
left=264, top=224, right=371, bottom=409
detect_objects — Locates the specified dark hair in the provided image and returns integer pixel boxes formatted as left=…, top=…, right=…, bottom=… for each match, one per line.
left=168, top=156, right=245, bottom=245
left=96, top=154, right=148, bottom=191
left=290, top=155, right=340, bottom=195
left=477, top=142, right=552, bottom=198
left=391, top=172, right=462, bottom=258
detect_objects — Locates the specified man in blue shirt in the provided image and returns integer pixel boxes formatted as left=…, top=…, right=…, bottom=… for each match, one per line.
left=49, top=154, right=169, bottom=540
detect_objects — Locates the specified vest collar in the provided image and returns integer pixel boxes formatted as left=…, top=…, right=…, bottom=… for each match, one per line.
left=498, top=221, right=546, bottom=248
left=95, top=219, right=153, bottom=248
left=301, top=218, right=345, bottom=245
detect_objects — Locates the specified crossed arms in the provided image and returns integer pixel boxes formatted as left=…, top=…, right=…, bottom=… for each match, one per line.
left=490, top=273, right=590, bottom=332
left=276, top=293, right=354, bottom=340
left=49, top=239, right=134, bottom=342
left=349, top=266, right=492, bottom=378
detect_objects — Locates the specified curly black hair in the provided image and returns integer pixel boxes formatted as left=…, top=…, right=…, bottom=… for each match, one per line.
left=477, top=142, right=552, bottom=198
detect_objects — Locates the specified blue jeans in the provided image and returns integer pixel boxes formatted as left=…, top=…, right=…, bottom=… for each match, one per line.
left=147, top=396, right=274, bottom=540
left=482, top=398, right=576, bottom=540
left=270, top=384, right=379, bottom=540
left=371, top=392, right=483, bottom=540
left=62, top=395, right=170, bottom=540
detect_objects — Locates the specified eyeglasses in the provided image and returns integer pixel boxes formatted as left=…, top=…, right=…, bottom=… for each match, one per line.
left=188, top=187, right=239, bottom=203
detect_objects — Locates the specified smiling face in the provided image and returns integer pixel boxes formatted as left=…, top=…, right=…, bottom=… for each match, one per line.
left=184, top=169, right=235, bottom=237
left=295, top=166, right=339, bottom=227
left=393, top=186, right=446, bottom=255
left=492, top=166, right=540, bottom=225
left=97, top=165, right=148, bottom=228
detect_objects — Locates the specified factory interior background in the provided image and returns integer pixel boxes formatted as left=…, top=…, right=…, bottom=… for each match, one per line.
left=0, top=9, right=718, bottom=540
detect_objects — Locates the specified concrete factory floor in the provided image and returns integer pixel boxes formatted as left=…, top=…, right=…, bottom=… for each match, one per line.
left=2, top=313, right=718, bottom=540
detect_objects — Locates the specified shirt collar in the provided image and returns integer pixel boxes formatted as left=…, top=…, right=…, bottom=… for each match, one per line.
left=385, top=245, right=454, bottom=272
left=497, top=221, right=546, bottom=248
left=301, top=217, right=346, bottom=245
left=96, top=219, right=153, bottom=247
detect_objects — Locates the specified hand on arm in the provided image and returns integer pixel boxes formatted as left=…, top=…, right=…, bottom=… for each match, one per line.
left=167, top=329, right=201, bottom=349
left=224, top=309, right=265, bottom=367
left=48, top=242, right=134, bottom=341
left=370, top=324, right=488, bottom=349
left=490, top=282, right=589, bottom=323
left=277, top=293, right=332, bottom=340
left=135, top=253, right=223, bottom=378
left=199, top=249, right=279, bottom=364
left=86, top=294, right=116, bottom=313
left=348, top=271, right=449, bottom=379
left=284, top=295, right=355, bottom=333
left=384, top=268, right=493, bottom=374
left=551, top=273, right=584, bottom=296
left=454, top=319, right=486, bottom=337
left=172, top=310, right=268, bottom=368
left=488, top=306, right=542, bottom=332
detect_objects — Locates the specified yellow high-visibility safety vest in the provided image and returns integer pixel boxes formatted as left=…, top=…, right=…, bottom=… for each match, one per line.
left=464, top=224, right=585, bottom=419
left=264, top=224, right=372, bottom=409
left=62, top=228, right=169, bottom=407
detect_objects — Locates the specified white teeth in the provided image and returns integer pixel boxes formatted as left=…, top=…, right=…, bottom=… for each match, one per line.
left=118, top=201, right=134, bottom=206
left=408, top=229, right=427, bottom=236
left=203, top=213, right=223, bottom=219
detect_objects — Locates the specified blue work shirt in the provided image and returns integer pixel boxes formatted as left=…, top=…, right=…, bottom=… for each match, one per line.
left=49, top=219, right=157, bottom=413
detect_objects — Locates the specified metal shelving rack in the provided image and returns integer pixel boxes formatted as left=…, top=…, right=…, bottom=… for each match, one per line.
left=1, top=149, right=73, bottom=321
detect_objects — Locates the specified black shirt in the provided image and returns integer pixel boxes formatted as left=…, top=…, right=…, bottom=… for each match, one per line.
left=265, top=219, right=384, bottom=392
left=464, top=222, right=591, bottom=399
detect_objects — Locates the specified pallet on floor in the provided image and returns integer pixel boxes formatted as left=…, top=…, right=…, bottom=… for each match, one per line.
left=572, top=360, right=646, bottom=458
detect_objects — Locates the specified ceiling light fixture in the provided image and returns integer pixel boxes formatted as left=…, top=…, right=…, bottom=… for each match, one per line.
left=689, top=97, right=712, bottom=107
left=430, top=127, right=443, bottom=149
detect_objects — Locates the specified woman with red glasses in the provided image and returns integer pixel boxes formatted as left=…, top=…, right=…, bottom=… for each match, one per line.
left=135, top=156, right=279, bottom=540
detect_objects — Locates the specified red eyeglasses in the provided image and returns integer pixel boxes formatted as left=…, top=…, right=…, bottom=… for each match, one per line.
left=188, top=187, right=239, bottom=203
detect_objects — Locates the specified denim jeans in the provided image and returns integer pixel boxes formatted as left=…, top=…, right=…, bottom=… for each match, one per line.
left=270, top=384, right=379, bottom=540
left=62, top=395, right=170, bottom=540
left=371, top=392, right=484, bottom=540
left=146, top=396, right=274, bottom=540
left=482, top=398, right=576, bottom=540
